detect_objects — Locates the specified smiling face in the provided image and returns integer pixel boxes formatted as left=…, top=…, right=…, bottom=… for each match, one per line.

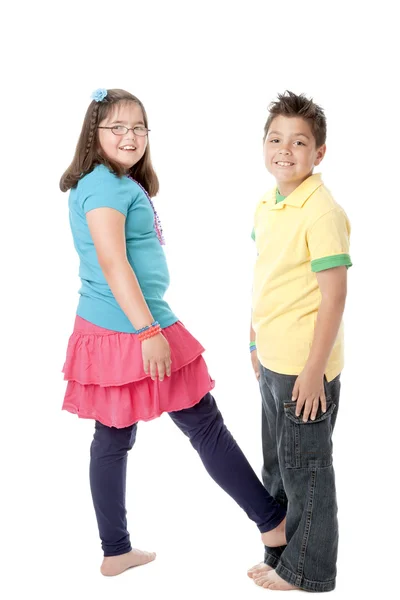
left=264, top=115, right=326, bottom=196
left=97, top=101, right=148, bottom=170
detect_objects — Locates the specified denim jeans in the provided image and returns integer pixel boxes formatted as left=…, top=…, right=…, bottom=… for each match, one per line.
left=259, top=365, right=341, bottom=592
left=89, top=392, right=286, bottom=556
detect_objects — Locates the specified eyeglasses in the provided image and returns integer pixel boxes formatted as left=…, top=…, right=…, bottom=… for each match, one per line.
left=98, top=125, right=150, bottom=137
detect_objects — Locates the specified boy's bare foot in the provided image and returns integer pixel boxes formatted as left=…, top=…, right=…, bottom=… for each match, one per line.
left=247, top=562, right=273, bottom=579
left=100, top=549, right=156, bottom=577
left=261, top=517, right=287, bottom=547
left=255, top=569, right=297, bottom=590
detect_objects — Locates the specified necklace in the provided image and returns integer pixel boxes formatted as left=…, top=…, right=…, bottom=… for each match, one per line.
left=127, top=176, right=165, bottom=245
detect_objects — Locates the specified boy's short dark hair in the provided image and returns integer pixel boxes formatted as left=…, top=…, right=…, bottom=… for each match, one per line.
left=264, top=90, right=327, bottom=147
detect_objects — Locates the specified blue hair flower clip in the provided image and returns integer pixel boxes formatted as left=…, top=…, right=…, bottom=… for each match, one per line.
left=91, top=88, right=108, bottom=102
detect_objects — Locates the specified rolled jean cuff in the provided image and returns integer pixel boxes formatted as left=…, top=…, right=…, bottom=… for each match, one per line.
left=275, top=562, right=336, bottom=593
left=264, top=552, right=281, bottom=569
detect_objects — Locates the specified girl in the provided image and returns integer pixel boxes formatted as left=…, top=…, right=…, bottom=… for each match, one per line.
left=60, top=88, right=286, bottom=577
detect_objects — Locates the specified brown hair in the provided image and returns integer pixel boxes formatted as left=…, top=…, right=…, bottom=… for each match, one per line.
left=60, top=89, right=159, bottom=196
left=264, top=90, right=327, bottom=147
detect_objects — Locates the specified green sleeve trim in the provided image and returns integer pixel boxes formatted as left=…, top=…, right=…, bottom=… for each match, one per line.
left=251, top=228, right=256, bottom=241
left=311, top=253, right=352, bottom=272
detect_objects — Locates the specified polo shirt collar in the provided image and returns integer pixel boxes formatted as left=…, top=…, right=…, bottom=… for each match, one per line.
left=265, top=173, right=324, bottom=210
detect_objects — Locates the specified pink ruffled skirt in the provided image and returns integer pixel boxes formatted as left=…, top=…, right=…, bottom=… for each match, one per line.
left=62, top=316, right=215, bottom=428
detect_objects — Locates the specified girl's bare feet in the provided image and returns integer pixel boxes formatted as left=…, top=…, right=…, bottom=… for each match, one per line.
left=247, top=562, right=273, bottom=579
left=261, top=517, right=287, bottom=547
left=255, top=569, right=298, bottom=590
left=100, top=549, right=156, bottom=577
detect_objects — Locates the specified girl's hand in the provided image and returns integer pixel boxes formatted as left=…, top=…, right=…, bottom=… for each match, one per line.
left=251, top=351, right=260, bottom=381
left=142, top=334, right=172, bottom=381
left=292, top=366, right=326, bottom=422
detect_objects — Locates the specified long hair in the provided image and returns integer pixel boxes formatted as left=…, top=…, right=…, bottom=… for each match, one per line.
left=60, top=89, right=159, bottom=196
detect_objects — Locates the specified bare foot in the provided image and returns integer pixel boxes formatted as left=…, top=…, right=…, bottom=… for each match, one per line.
left=256, top=569, right=298, bottom=591
left=247, top=562, right=273, bottom=579
left=101, top=549, right=156, bottom=577
left=261, top=517, right=287, bottom=548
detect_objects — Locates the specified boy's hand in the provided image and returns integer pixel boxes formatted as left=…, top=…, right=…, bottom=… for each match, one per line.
left=251, top=351, right=260, bottom=380
left=292, top=366, right=326, bottom=422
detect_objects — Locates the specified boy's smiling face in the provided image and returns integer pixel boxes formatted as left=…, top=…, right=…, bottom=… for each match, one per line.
left=264, top=115, right=326, bottom=196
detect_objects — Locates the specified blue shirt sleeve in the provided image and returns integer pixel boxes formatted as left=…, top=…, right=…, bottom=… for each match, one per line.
left=80, top=168, right=131, bottom=216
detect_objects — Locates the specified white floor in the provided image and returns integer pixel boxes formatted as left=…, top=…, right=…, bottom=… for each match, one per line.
left=5, top=395, right=398, bottom=599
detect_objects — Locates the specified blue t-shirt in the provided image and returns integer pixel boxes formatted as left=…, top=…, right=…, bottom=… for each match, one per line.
left=68, top=164, right=178, bottom=332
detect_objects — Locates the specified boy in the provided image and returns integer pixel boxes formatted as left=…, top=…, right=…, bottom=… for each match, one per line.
left=247, top=91, right=351, bottom=592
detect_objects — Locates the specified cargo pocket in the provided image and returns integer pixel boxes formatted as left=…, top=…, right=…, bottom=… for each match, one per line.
left=284, top=401, right=336, bottom=469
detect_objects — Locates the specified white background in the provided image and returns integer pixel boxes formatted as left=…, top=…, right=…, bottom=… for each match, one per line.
left=2, top=1, right=399, bottom=598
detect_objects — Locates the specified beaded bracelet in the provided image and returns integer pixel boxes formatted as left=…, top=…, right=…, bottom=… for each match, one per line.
left=138, top=324, right=162, bottom=342
left=136, top=321, right=160, bottom=334
left=249, top=341, right=257, bottom=353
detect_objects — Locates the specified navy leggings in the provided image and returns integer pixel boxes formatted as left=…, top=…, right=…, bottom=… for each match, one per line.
left=90, top=393, right=285, bottom=556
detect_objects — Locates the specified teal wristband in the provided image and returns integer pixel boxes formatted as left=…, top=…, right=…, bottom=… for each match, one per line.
left=136, top=321, right=159, bottom=334
left=249, top=342, right=256, bottom=353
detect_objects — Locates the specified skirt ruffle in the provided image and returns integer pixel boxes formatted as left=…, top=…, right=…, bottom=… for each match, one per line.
left=62, top=316, right=215, bottom=428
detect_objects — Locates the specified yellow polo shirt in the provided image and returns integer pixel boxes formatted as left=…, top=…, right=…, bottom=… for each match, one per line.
left=252, top=173, right=351, bottom=382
